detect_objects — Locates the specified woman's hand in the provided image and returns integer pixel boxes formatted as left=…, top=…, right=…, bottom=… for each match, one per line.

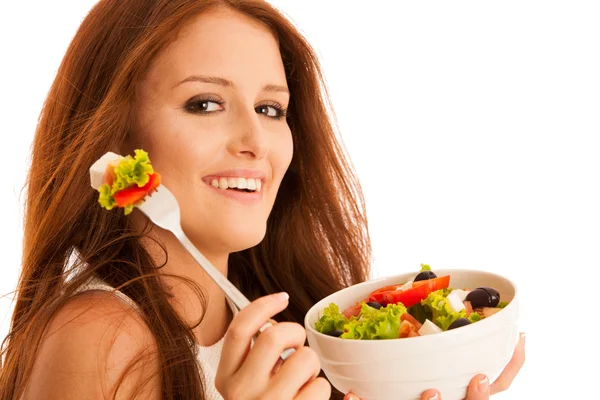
left=344, top=332, right=526, bottom=400
left=215, top=292, right=331, bottom=400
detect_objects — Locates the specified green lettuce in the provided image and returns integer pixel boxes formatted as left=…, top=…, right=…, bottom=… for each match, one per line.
left=497, top=301, right=509, bottom=309
left=315, top=303, right=349, bottom=334
left=421, top=289, right=466, bottom=331
left=98, top=149, right=154, bottom=215
left=420, top=263, right=431, bottom=271
left=341, top=302, right=407, bottom=340
left=468, top=313, right=482, bottom=323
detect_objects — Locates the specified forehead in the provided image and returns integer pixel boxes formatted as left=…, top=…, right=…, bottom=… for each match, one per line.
left=145, top=9, right=287, bottom=92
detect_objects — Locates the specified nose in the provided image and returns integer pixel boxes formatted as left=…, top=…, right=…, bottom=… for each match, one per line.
left=228, top=107, right=270, bottom=160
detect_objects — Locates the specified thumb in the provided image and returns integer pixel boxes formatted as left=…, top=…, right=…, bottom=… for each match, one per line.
left=344, top=393, right=360, bottom=400
left=421, top=389, right=441, bottom=400
left=466, top=374, right=489, bottom=399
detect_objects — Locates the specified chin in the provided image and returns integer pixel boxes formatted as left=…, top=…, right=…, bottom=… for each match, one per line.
left=225, top=227, right=267, bottom=253
left=183, top=221, right=267, bottom=255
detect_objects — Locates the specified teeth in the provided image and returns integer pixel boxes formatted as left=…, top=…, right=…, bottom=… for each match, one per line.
left=218, top=177, right=228, bottom=190
left=209, top=177, right=262, bottom=192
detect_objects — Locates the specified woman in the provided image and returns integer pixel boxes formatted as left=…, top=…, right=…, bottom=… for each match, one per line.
left=0, top=1, right=524, bottom=399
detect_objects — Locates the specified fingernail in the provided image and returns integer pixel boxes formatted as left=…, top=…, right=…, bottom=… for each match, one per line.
left=478, top=375, right=489, bottom=392
left=275, top=292, right=289, bottom=302
left=427, top=393, right=439, bottom=400
left=346, top=394, right=360, bottom=400
left=520, top=332, right=526, bottom=343
left=258, top=321, right=273, bottom=333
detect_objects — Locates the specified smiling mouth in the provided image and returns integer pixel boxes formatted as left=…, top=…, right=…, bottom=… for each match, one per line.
left=208, top=177, right=263, bottom=193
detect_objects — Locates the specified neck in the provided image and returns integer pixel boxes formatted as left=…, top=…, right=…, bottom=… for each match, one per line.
left=141, top=224, right=233, bottom=346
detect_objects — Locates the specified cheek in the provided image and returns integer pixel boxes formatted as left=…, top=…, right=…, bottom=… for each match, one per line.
left=273, top=129, right=294, bottom=179
left=141, top=117, right=225, bottom=188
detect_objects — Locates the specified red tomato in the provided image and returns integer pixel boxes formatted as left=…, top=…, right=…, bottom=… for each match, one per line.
left=341, top=299, right=369, bottom=318
left=399, top=320, right=419, bottom=338
left=412, top=275, right=451, bottom=292
left=114, top=172, right=161, bottom=207
left=102, top=164, right=117, bottom=187
left=382, top=283, right=431, bottom=308
left=368, top=284, right=406, bottom=303
left=401, top=312, right=423, bottom=330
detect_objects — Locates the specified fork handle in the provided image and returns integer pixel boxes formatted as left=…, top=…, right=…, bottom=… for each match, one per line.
left=175, top=229, right=251, bottom=310
left=173, top=228, right=296, bottom=361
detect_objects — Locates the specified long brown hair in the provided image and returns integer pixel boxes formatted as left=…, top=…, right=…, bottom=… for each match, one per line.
left=0, top=0, right=371, bottom=399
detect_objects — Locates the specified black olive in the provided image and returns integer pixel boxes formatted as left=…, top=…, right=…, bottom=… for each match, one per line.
left=414, top=270, right=437, bottom=282
left=480, top=286, right=500, bottom=307
left=366, top=301, right=382, bottom=309
left=327, top=329, right=343, bottom=337
left=448, top=318, right=471, bottom=330
left=465, top=287, right=501, bottom=308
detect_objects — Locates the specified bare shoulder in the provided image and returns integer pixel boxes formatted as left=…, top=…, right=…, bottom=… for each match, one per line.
left=23, top=290, right=161, bottom=400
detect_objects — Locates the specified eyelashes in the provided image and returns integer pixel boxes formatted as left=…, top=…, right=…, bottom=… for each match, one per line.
left=184, top=96, right=288, bottom=120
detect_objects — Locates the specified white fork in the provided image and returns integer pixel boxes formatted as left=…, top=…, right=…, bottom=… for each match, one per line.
left=138, top=184, right=295, bottom=361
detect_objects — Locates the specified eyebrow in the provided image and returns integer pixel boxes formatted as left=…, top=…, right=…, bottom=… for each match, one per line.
left=173, top=75, right=289, bottom=94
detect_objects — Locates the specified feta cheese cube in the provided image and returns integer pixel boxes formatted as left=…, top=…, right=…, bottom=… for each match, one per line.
left=418, top=319, right=443, bottom=336
left=447, top=292, right=466, bottom=313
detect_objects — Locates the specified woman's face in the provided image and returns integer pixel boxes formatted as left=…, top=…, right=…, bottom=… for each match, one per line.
left=131, top=9, right=293, bottom=255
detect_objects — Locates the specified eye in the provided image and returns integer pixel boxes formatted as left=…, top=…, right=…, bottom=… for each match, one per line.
left=184, top=98, right=224, bottom=114
left=255, top=102, right=288, bottom=120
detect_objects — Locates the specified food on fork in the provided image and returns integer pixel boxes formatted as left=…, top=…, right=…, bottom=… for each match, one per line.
left=89, top=149, right=161, bottom=215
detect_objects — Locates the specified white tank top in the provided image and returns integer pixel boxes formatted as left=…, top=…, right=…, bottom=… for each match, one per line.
left=74, top=275, right=238, bottom=400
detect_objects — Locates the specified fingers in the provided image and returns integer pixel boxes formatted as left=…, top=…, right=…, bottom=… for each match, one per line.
left=217, top=292, right=289, bottom=380
left=344, top=392, right=361, bottom=400
left=491, top=332, right=526, bottom=395
left=465, top=374, right=490, bottom=399
left=240, top=322, right=307, bottom=379
left=420, top=389, right=441, bottom=400
left=267, top=346, right=322, bottom=398
left=294, top=377, right=332, bottom=400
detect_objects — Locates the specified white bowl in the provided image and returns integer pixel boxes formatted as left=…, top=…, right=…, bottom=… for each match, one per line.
left=304, top=269, right=519, bottom=400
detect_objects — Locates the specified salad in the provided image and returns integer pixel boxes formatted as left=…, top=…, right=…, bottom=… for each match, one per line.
left=315, top=264, right=509, bottom=340
left=89, top=149, right=161, bottom=215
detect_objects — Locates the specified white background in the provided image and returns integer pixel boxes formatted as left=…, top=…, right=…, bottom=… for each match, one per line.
left=2, top=1, right=599, bottom=399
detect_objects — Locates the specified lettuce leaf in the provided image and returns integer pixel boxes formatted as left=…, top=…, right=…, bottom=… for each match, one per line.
left=468, top=313, right=482, bottom=323
left=315, top=303, right=349, bottom=334
left=420, top=263, right=431, bottom=271
left=98, top=183, right=117, bottom=210
left=421, top=289, right=466, bottom=331
left=340, top=302, right=407, bottom=340
left=111, top=149, right=154, bottom=192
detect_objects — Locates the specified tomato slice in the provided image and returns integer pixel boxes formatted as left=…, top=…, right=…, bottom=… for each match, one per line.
left=412, top=275, right=451, bottom=292
left=368, top=284, right=406, bottom=303
left=382, top=283, right=431, bottom=308
left=401, top=312, right=423, bottom=330
left=114, top=172, right=161, bottom=207
left=398, top=320, right=420, bottom=338
left=341, top=303, right=361, bottom=318
left=341, top=298, right=370, bottom=318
